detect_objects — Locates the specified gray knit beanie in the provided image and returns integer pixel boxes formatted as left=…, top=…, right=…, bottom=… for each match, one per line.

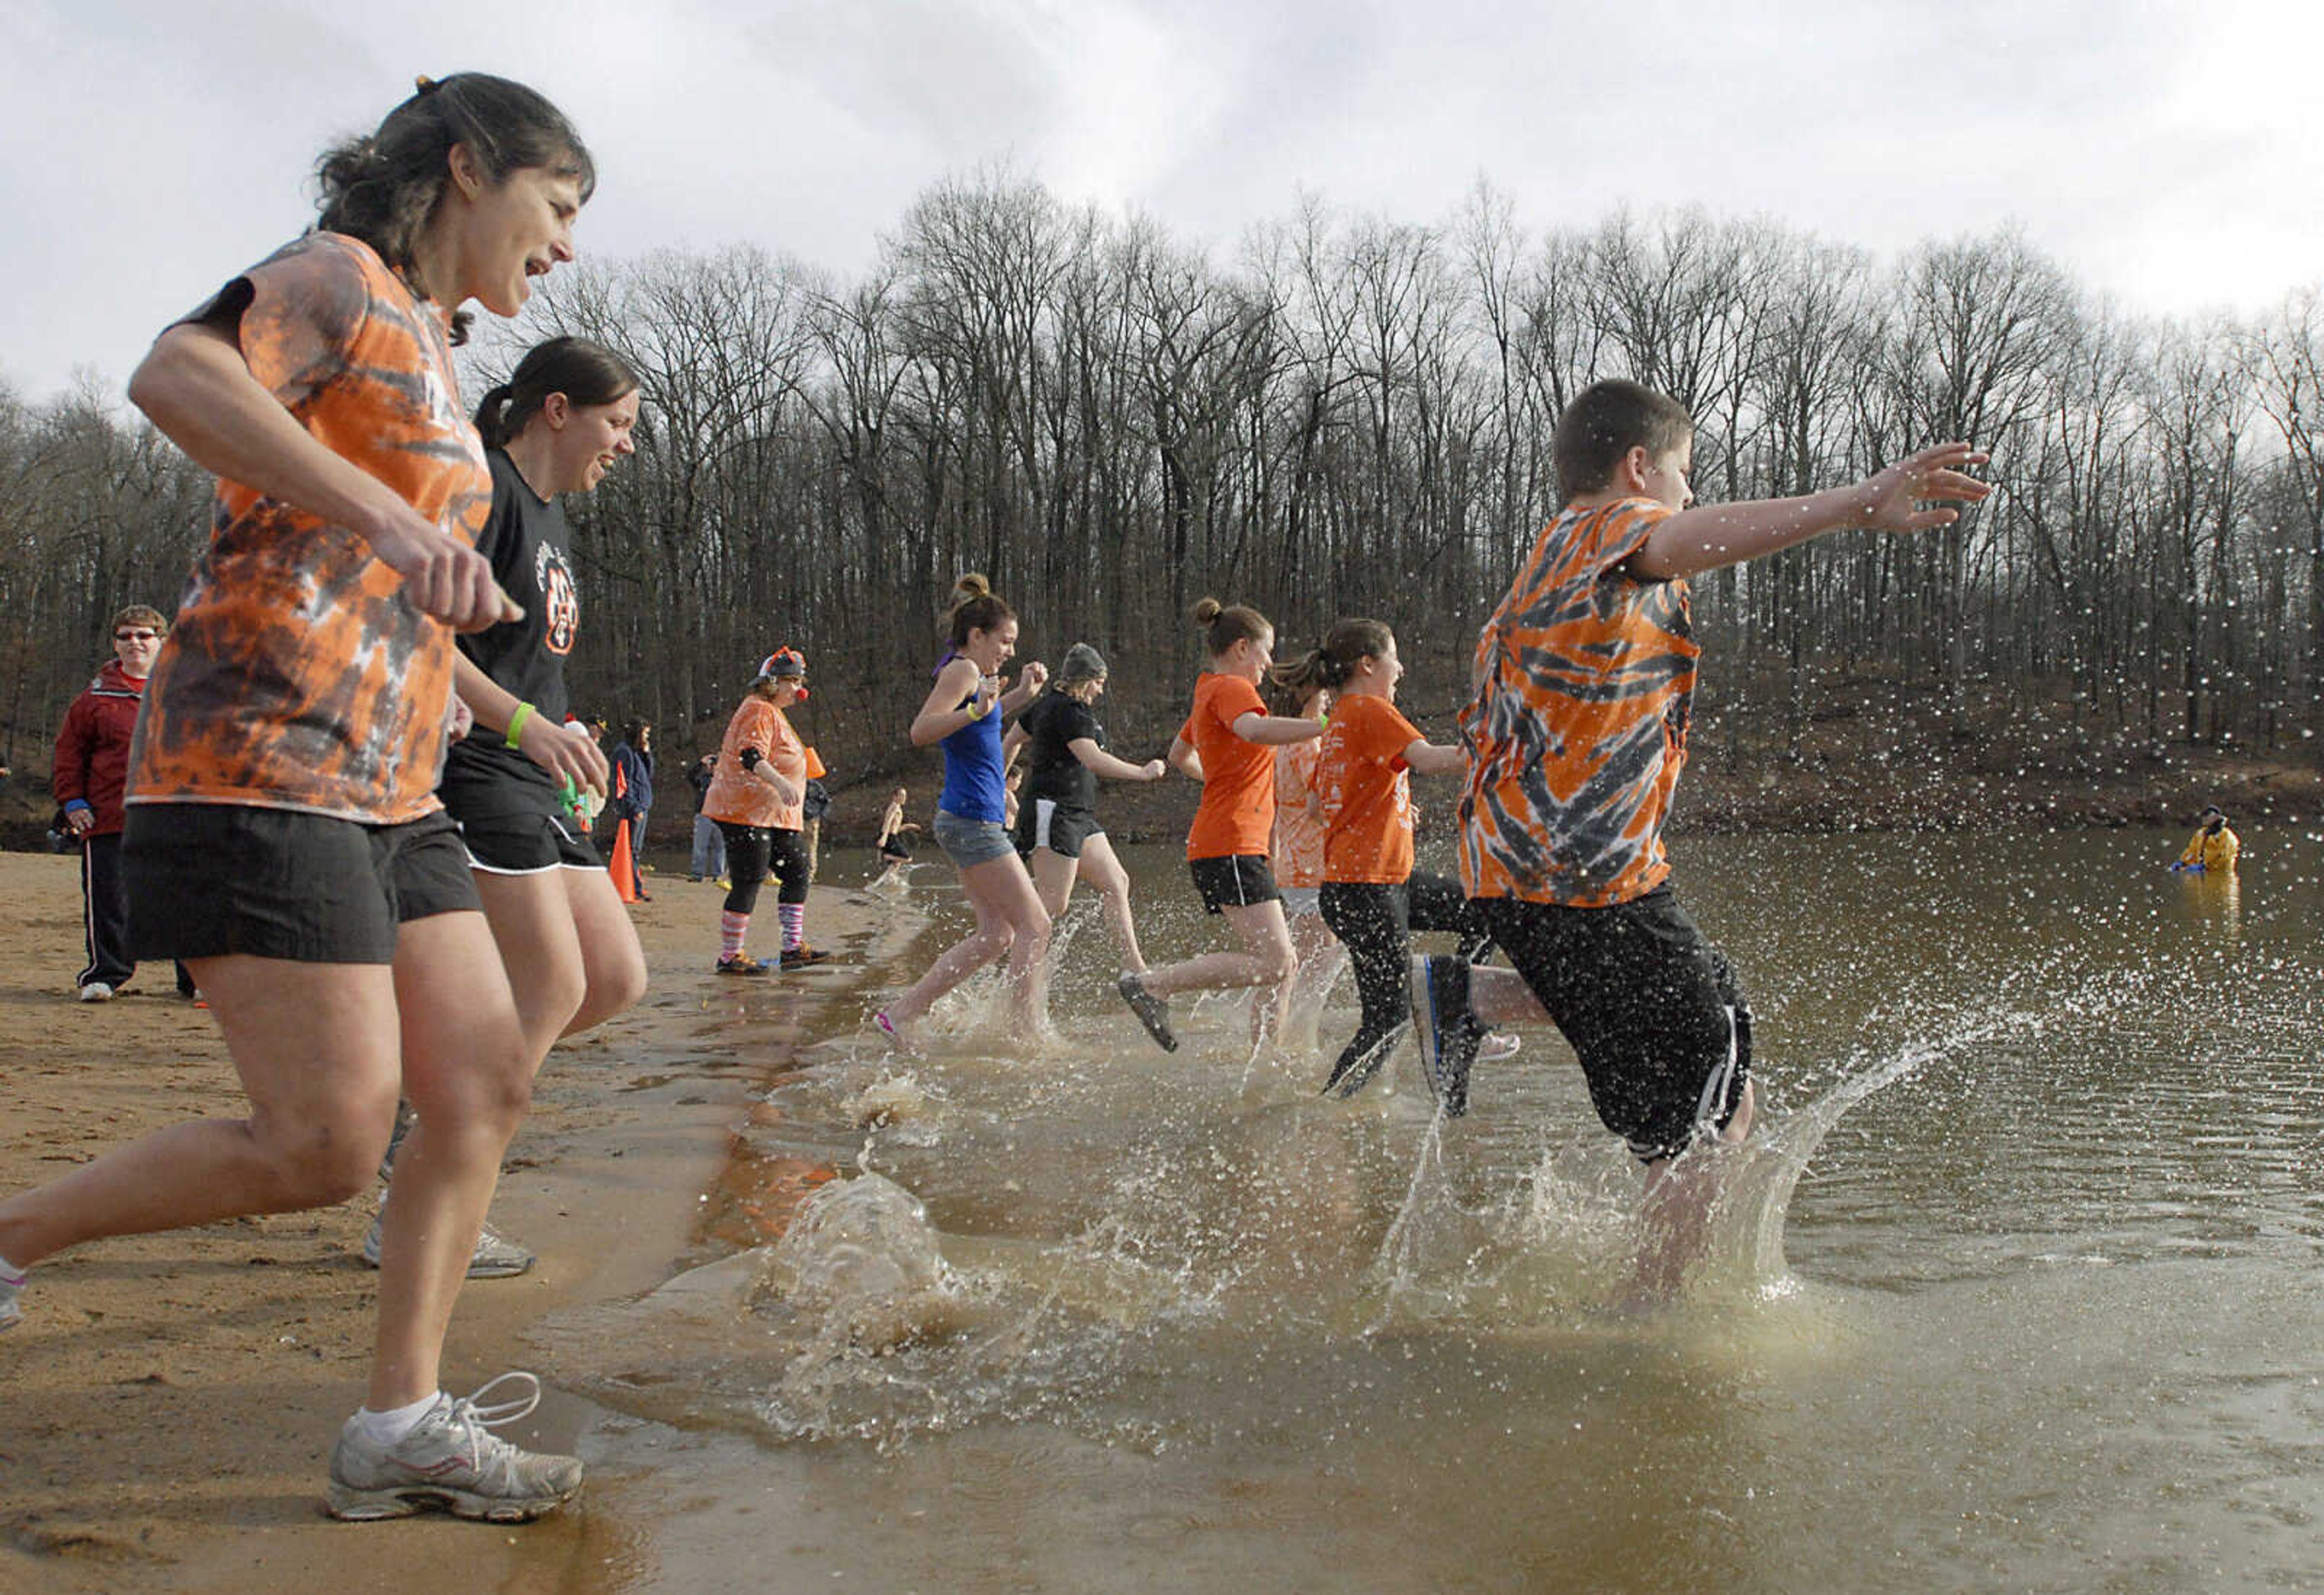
left=1060, top=643, right=1108, bottom=683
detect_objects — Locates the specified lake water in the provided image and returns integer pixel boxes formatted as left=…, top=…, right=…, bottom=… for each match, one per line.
left=539, top=826, right=2324, bottom=1594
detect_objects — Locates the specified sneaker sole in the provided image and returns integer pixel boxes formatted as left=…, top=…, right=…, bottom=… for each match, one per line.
left=325, top=1477, right=581, bottom=1523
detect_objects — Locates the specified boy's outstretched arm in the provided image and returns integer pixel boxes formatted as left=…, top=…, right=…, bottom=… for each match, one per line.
left=1627, top=442, right=1991, bottom=581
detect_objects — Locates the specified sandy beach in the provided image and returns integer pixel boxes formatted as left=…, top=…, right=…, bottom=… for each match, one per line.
left=0, top=847, right=883, bottom=1595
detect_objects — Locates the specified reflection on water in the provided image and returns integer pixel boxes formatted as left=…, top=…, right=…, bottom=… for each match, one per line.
left=536, top=827, right=2324, bottom=1593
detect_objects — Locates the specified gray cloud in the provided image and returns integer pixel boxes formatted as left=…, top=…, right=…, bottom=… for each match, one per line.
left=4, top=0, right=2318, bottom=404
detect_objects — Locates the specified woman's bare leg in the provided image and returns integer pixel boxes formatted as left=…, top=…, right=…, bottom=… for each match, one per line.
left=0, top=957, right=402, bottom=1267
left=1074, top=834, right=1147, bottom=975
left=366, top=911, right=531, bottom=1407
left=882, top=853, right=1052, bottom=1034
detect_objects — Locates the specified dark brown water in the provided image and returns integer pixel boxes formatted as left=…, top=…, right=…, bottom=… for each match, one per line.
left=537, top=826, right=2324, bottom=1593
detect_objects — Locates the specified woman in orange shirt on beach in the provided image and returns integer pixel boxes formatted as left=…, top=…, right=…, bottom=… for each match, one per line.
left=701, top=648, right=824, bottom=974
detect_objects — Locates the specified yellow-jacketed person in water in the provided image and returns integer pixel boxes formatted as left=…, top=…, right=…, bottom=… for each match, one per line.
left=2172, top=806, right=2239, bottom=873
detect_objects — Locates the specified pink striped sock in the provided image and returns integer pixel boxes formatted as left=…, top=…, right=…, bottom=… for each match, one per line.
left=720, top=911, right=750, bottom=961
left=778, top=904, right=806, bottom=952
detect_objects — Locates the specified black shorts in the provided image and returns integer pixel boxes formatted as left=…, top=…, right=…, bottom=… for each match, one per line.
left=1017, top=798, right=1104, bottom=860
left=122, top=804, right=481, bottom=967
left=455, top=807, right=602, bottom=874
left=878, top=839, right=914, bottom=863
left=1474, top=887, right=1751, bottom=1163
left=1189, top=853, right=1279, bottom=915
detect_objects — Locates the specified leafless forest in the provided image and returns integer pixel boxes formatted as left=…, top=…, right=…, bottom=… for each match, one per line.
left=7, top=176, right=2322, bottom=798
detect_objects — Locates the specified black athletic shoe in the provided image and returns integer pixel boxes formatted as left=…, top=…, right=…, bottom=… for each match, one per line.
left=1321, top=1024, right=1408, bottom=1099
left=1408, top=956, right=1478, bottom=1117
left=779, top=945, right=832, bottom=970
left=716, top=955, right=772, bottom=976
left=1116, top=971, right=1177, bottom=1053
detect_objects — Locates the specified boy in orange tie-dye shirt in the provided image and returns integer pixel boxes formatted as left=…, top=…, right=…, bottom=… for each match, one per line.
left=1420, top=378, right=1990, bottom=1296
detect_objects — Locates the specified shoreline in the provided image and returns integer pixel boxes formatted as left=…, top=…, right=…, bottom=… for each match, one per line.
left=0, top=850, right=895, bottom=1595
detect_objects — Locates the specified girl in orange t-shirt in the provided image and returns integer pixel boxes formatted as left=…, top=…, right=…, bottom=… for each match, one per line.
left=1259, top=654, right=1345, bottom=1052
left=0, top=75, right=594, bottom=1521
left=1301, top=619, right=1486, bottom=1102
left=1115, top=598, right=1324, bottom=1053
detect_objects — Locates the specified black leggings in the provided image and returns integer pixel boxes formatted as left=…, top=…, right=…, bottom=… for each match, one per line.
left=1318, top=872, right=1489, bottom=1091
left=718, top=823, right=809, bottom=915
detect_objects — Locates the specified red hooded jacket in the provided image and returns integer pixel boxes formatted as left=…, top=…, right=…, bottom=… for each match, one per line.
left=52, top=660, right=147, bottom=836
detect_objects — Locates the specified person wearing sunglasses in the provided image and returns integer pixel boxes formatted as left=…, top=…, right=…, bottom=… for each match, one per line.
left=50, top=605, right=196, bottom=1004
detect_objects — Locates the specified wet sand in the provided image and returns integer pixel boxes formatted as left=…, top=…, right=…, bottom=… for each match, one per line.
left=0, top=849, right=882, bottom=1595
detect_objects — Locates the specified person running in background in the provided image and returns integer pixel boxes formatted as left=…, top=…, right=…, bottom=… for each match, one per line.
left=801, top=753, right=832, bottom=883
left=51, top=605, right=197, bottom=1004
left=1115, top=598, right=1324, bottom=1054
left=870, top=785, right=919, bottom=891
left=1004, top=642, right=1167, bottom=984
left=700, top=650, right=824, bottom=973
left=1296, top=618, right=1488, bottom=1100
left=379, top=333, right=650, bottom=1283
left=606, top=719, right=654, bottom=899
left=0, top=73, right=597, bottom=1520
left=1258, top=652, right=1342, bottom=1051
left=2171, top=805, right=2239, bottom=873
left=688, top=752, right=726, bottom=884
left=1429, top=377, right=1988, bottom=1297
left=873, top=576, right=1050, bottom=1048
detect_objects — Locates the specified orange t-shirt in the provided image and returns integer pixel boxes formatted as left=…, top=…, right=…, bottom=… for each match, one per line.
left=1457, top=498, right=1697, bottom=907
left=128, top=232, right=491, bottom=823
left=1317, top=692, right=1419, bottom=885
left=1271, top=735, right=1327, bottom=889
left=701, top=696, right=808, bottom=830
left=1180, top=672, right=1274, bottom=860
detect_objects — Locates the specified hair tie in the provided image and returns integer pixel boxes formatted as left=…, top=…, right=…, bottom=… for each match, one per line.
left=413, top=74, right=441, bottom=94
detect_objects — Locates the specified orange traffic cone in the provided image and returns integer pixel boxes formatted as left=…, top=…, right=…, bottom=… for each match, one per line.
left=607, top=818, right=638, bottom=904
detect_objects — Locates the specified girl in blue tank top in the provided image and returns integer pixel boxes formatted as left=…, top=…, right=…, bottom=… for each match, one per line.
left=936, top=668, right=1008, bottom=823
left=873, top=576, right=1052, bottom=1050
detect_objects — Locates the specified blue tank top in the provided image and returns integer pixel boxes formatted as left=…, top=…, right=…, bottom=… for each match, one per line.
left=938, top=689, right=1007, bottom=823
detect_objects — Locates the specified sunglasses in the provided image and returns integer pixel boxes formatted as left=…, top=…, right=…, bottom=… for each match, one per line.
left=115, top=630, right=160, bottom=642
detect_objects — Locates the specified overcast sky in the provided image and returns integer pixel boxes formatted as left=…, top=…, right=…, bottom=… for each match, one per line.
left=6, top=0, right=2319, bottom=406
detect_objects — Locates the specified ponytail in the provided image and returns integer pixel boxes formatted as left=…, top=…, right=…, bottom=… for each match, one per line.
left=945, top=572, right=1014, bottom=648
left=1192, top=595, right=1272, bottom=658
left=473, top=335, right=639, bottom=448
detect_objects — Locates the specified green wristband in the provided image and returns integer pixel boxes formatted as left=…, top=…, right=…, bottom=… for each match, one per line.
left=505, top=701, right=536, bottom=750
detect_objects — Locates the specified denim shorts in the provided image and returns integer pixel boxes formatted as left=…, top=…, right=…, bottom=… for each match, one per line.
left=934, top=809, right=1019, bottom=869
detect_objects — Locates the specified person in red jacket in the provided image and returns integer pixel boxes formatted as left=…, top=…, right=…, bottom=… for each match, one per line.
left=51, top=605, right=194, bottom=1003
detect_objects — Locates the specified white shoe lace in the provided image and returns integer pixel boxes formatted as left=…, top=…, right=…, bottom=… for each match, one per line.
left=442, top=1372, right=546, bottom=1476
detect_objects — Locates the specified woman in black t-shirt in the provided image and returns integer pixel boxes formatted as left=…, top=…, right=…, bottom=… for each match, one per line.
left=1003, top=643, right=1166, bottom=980
left=376, top=337, right=650, bottom=1275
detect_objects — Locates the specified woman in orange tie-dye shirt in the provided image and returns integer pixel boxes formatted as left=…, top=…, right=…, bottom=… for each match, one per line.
left=0, top=74, right=599, bottom=1522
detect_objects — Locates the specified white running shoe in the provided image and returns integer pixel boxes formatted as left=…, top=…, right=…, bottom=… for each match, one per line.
left=0, top=1264, right=22, bottom=1331
left=76, top=982, right=113, bottom=1004
left=362, top=1205, right=537, bottom=1280
left=325, top=1372, right=582, bottom=1522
